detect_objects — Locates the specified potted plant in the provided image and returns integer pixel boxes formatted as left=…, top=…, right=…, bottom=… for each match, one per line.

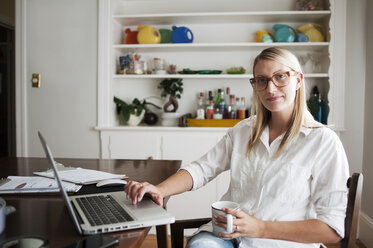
left=113, top=96, right=160, bottom=126
left=158, top=78, right=183, bottom=112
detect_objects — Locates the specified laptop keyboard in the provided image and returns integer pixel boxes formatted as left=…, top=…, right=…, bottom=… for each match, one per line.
left=76, top=195, right=134, bottom=226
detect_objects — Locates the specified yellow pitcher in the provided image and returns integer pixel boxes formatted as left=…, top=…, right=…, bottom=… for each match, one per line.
left=137, top=25, right=161, bottom=44
left=256, top=30, right=269, bottom=42
left=297, top=24, right=325, bottom=42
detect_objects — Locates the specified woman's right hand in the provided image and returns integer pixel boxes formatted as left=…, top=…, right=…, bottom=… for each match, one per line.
left=124, top=181, right=164, bottom=206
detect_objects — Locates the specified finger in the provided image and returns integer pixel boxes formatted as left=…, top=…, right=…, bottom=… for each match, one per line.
left=126, top=181, right=138, bottom=202
left=137, top=182, right=151, bottom=202
left=213, top=220, right=227, bottom=230
left=223, top=207, right=243, bottom=218
left=131, top=183, right=144, bottom=204
left=127, top=182, right=142, bottom=204
left=219, top=231, right=240, bottom=239
left=213, top=214, right=227, bottom=224
left=152, top=193, right=163, bottom=206
left=124, top=181, right=135, bottom=200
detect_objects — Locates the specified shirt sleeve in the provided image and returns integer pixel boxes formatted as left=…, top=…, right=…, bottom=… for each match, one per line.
left=180, top=129, right=234, bottom=191
left=310, top=128, right=349, bottom=238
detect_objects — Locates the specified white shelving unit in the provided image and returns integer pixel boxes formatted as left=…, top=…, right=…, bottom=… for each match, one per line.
left=96, top=0, right=346, bottom=220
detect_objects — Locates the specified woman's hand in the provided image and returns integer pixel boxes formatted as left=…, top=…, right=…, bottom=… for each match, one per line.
left=124, top=181, right=164, bottom=206
left=214, top=208, right=265, bottom=239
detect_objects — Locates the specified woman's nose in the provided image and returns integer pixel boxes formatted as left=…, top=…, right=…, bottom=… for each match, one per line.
left=266, top=79, right=277, bottom=92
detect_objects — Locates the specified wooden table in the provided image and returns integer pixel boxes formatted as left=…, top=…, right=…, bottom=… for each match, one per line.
left=0, top=157, right=181, bottom=248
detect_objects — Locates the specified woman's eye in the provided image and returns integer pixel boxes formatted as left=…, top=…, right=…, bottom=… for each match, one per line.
left=275, top=73, right=287, bottom=80
left=257, top=78, right=267, bottom=84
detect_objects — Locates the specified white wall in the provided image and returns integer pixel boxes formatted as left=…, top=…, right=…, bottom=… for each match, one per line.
left=19, top=0, right=99, bottom=158
left=361, top=0, right=373, bottom=245
left=339, top=0, right=366, bottom=175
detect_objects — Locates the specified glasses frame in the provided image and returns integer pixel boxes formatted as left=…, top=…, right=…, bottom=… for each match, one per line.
left=250, top=71, right=299, bottom=91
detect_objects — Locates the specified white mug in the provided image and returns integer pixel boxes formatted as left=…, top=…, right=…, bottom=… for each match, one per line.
left=211, top=201, right=240, bottom=237
left=0, top=197, right=16, bottom=234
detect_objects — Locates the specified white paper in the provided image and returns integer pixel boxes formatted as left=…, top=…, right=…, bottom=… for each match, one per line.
left=0, top=176, right=82, bottom=193
left=33, top=163, right=126, bottom=184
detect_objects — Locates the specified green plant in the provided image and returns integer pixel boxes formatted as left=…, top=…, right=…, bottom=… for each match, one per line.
left=158, top=78, right=183, bottom=99
left=158, top=78, right=184, bottom=112
left=113, top=96, right=160, bottom=122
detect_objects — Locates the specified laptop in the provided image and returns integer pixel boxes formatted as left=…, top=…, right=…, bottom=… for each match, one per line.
left=38, top=131, right=175, bottom=235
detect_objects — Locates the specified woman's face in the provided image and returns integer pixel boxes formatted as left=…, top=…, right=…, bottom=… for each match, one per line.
left=253, top=59, right=302, bottom=117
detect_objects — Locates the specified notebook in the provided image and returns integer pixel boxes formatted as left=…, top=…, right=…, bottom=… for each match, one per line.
left=38, top=131, right=175, bottom=235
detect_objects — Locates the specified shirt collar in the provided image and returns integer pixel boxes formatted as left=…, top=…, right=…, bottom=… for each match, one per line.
left=260, top=124, right=313, bottom=145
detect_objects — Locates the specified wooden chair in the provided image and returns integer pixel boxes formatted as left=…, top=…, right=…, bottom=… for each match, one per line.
left=170, top=173, right=363, bottom=248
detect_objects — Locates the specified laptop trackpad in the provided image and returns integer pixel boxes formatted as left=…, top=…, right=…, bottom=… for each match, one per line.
left=111, top=192, right=166, bottom=219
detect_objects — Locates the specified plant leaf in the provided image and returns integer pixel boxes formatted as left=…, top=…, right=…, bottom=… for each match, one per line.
left=122, top=108, right=130, bottom=122
left=145, top=101, right=161, bottom=109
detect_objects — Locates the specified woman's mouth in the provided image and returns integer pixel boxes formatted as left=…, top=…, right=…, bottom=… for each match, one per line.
left=266, top=96, right=282, bottom=101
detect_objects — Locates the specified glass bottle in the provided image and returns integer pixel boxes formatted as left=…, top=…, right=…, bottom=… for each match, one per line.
left=235, top=97, right=241, bottom=118
left=229, top=95, right=237, bottom=119
left=307, top=86, right=322, bottom=122
left=213, top=107, right=223, bottom=119
left=224, top=94, right=236, bottom=119
left=238, top=97, right=246, bottom=120
left=205, top=90, right=214, bottom=108
left=218, top=88, right=225, bottom=113
left=225, top=87, right=230, bottom=108
left=206, top=100, right=214, bottom=119
left=196, top=92, right=205, bottom=119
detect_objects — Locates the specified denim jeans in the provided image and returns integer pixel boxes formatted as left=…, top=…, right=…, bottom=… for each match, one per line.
left=186, top=231, right=236, bottom=248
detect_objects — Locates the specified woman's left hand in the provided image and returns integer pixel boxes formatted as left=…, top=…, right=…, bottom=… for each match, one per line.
left=214, top=208, right=265, bottom=239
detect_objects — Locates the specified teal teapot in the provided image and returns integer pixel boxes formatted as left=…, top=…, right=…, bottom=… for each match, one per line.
left=273, top=24, right=297, bottom=42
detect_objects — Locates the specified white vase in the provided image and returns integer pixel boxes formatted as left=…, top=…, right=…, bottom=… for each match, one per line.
left=161, top=112, right=182, bottom=126
left=127, top=110, right=145, bottom=126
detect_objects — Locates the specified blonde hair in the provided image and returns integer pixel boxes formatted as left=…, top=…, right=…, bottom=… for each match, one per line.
left=246, top=47, right=315, bottom=158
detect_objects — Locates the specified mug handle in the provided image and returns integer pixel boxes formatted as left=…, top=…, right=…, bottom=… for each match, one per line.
left=314, top=24, right=325, bottom=39
left=5, top=206, right=16, bottom=216
left=187, top=30, right=194, bottom=42
left=288, top=26, right=298, bottom=42
left=226, top=214, right=233, bottom=233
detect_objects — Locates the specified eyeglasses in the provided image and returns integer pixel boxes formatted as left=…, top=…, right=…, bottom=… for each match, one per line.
left=249, top=71, right=299, bottom=91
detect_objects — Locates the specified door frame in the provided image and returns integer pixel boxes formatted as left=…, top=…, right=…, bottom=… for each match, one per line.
left=15, top=0, right=27, bottom=156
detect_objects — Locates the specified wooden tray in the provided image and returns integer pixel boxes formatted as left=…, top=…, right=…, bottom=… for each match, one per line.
left=187, top=119, right=241, bottom=127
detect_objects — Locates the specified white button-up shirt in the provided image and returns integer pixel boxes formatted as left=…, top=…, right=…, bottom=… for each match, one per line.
left=181, top=118, right=349, bottom=248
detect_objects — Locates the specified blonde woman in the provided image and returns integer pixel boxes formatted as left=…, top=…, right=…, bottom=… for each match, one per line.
left=124, top=47, right=349, bottom=248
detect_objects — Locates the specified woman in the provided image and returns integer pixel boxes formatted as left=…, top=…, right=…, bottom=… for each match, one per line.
left=124, top=47, right=349, bottom=248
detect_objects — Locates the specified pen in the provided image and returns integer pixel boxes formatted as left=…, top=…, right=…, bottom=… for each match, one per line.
left=16, top=183, right=26, bottom=189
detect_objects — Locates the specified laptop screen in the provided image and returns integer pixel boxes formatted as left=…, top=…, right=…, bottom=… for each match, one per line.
left=38, top=131, right=83, bottom=235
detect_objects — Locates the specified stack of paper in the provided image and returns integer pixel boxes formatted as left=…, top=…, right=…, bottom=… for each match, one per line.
left=0, top=176, right=82, bottom=194
left=33, top=163, right=127, bottom=185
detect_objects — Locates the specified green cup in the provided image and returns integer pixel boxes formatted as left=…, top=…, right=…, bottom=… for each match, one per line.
left=159, top=29, right=173, bottom=43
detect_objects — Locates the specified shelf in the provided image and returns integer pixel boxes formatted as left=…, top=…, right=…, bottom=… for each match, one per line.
left=95, top=126, right=229, bottom=132
left=113, top=11, right=331, bottom=25
left=113, top=42, right=330, bottom=51
left=112, top=73, right=329, bottom=79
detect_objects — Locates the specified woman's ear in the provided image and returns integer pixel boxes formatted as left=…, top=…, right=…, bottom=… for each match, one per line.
left=296, top=72, right=304, bottom=90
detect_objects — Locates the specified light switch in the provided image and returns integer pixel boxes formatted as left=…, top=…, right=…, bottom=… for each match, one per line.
left=32, top=73, right=40, bottom=88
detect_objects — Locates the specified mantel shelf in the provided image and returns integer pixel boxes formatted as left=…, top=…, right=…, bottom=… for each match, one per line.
left=113, top=10, right=331, bottom=25
left=113, top=73, right=329, bottom=79
left=95, top=126, right=229, bottom=132
left=95, top=125, right=345, bottom=133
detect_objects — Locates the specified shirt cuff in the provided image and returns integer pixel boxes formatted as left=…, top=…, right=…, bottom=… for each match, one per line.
left=317, top=211, right=346, bottom=238
left=179, top=164, right=204, bottom=191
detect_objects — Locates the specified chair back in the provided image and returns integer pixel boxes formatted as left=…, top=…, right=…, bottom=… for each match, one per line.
left=341, top=173, right=363, bottom=248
